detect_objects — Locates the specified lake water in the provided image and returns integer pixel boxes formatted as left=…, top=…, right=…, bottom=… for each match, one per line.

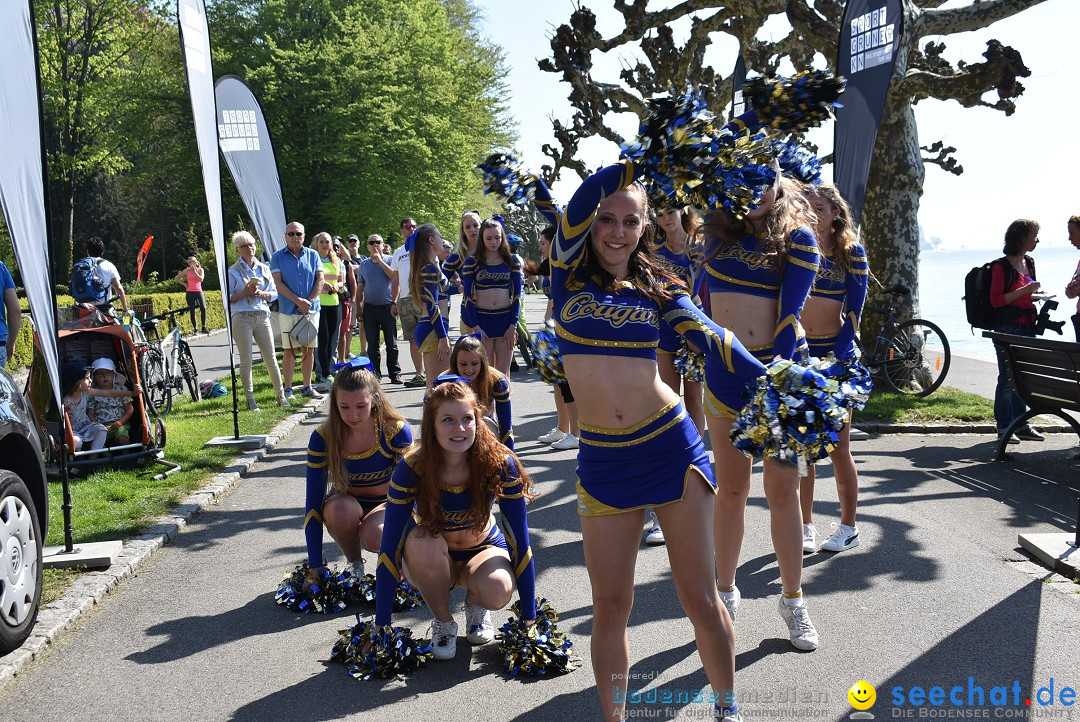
left=908, top=246, right=1079, bottom=361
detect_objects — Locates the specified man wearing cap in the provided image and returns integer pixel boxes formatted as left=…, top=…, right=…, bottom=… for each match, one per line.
left=356, top=234, right=400, bottom=383
left=270, top=221, right=325, bottom=400
left=389, top=217, right=425, bottom=386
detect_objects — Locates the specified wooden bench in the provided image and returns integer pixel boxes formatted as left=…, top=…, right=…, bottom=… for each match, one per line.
left=984, top=332, right=1080, bottom=461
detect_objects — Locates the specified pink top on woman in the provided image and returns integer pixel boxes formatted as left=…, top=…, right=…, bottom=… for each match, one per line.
left=185, top=269, right=203, bottom=293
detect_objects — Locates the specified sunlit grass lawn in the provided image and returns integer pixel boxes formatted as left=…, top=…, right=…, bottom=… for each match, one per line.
left=859, top=386, right=993, bottom=424
left=42, top=355, right=318, bottom=603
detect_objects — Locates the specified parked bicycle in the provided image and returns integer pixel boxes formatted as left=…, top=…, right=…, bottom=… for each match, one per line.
left=137, top=307, right=200, bottom=414
left=856, top=284, right=951, bottom=397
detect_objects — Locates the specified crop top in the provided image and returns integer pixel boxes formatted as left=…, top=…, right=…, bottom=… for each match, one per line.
left=654, top=238, right=702, bottom=297
left=537, top=160, right=766, bottom=383
left=704, top=226, right=818, bottom=359
left=303, top=420, right=413, bottom=567
left=461, top=256, right=523, bottom=309
left=417, top=262, right=448, bottom=340
left=808, top=242, right=869, bottom=358
left=375, top=452, right=535, bottom=625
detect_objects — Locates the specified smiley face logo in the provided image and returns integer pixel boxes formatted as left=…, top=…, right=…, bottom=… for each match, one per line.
left=848, top=680, right=876, bottom=710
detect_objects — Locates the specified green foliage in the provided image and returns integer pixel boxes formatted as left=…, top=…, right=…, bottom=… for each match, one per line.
left=860, top=387, right=994, bottom=424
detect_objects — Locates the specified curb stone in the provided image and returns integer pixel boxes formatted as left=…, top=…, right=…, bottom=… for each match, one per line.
left=855, top=422, right=1073, bottom=435
left=0, top=393, right=328, bottom=690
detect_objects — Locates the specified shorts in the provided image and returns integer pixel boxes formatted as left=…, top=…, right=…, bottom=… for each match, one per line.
left=447, top=525, right=510, bottom=586
left=576, top=401, right=716, bottom=516
left=475, top=304, right=516, bottom=340
left=339, top=301, right=353, bottom=333
left=278, top=311, right=321, bottom=350
left=105, top=423, right=131, bottom=441
left=414, top=319, right=443, bottom=353
left=704, top=343, right=771, bottom=419
left=397, top=297, right=421, bottom=338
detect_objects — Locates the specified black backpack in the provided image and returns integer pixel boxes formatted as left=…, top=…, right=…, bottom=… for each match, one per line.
left=963, top=256, right=1034, bottom=331
left=70, top=256, right=109, bottom=303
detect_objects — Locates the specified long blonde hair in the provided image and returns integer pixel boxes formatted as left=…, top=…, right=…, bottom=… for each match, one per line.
left=312, top=231, right=339, bottom=266
left=807, top=182, right=860, bottom=274
left=320, top=367, right=407, bottom=495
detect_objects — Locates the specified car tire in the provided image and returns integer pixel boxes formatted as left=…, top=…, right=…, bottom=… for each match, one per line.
left=0, top=470, right=43, bottom=655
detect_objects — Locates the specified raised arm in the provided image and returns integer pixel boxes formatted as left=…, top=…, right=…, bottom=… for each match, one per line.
left=375, top=459, right=419, bottom=626
left=497, top=456, right=535, bottom=621
left=835, top=243, right=869, bottom=359
left=775, top=227, right=819, bottom=359
left=531, top=176, right=564, bottom=227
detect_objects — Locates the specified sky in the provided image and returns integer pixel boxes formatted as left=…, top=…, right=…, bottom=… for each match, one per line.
left=475, top=0, right=1079, bottom=250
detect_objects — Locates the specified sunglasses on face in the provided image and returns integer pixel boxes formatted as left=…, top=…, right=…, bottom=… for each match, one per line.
left=286, top=231, right=304, bottom=237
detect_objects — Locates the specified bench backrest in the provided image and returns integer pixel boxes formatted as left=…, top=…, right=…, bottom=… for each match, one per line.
left=984, top=332, right=1080, bottom=413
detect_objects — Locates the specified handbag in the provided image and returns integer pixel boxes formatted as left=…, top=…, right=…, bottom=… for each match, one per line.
left=289, top=314, right=318, bottom=346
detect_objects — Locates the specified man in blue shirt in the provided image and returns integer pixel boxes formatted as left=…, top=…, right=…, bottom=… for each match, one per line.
left=269, top=221, right=325, bottom=399
left=0, top=260, right=21, bottom=368
left=357, top=234, right=400, bottom=383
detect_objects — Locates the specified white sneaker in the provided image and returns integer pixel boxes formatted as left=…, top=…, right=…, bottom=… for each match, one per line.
left=819, top=523, right=860, bottom=552
left=538, top=427, right=564, bottom=444
left=349, top=557, right=365, bottom=579
left=645, top=524, right=665, bottom=546
left=802, top=523, right=818, bottom=554
left=550, top=433, right=579, bottom=450
left=428, top=618, right=459, bottom=660
left=778, top=598, right=819, bottom=650
left=463, top=600, right=494, bottom=645
left=717, top=584, right=740, bottom=623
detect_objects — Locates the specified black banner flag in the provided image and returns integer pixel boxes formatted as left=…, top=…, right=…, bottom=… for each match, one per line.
left=215, top=76, right=287, bottom=257
left=834, top=0, right=904, bottom=225
left=730, top=53, right=747, bottom=119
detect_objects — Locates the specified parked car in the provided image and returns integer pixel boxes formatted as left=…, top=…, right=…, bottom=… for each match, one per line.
left=0, top=367, right=48, bottom=655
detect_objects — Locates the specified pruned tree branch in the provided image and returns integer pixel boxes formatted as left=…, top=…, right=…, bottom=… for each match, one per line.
left=897, top=38, right=1030, bottom=115
left=920, top=140, right=962, bottom=175
left=920, top=0, right=1050, bottom=36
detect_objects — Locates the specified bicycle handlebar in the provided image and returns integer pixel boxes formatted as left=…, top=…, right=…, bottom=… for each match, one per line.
left=144, top=306, right=198, bottom=324
left=880, top=284, right=910, bottom=297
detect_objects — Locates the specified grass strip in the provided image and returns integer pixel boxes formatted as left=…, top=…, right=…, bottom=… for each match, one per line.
left=859, top=386, right=994, bottom=424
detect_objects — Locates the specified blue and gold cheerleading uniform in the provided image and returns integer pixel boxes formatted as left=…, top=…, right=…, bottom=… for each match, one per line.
left=461, top=255, right=523, bottom=340
left=539, top=160, right=766, bottom=515
left=703, top=227, right=819, bottom=417
left=654, top=237, right=705, bottom=355
left=442, top=252, right=476, bottom=334
left=374, top=452, right=536, bottom=625
left=483, top=372, right=515, bottom=450
left=303, top=420, right=413, bottom=568
left=805, top=242, right=869, bottom=361
left=414, top=262, right=448, bottom=353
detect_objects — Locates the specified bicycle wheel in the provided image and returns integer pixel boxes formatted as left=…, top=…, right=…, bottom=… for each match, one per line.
left=881, top=319, right=951, bottom=396
left=139, top=346, right=171, bottom=414
left=178, top=341, right=200, bottom=403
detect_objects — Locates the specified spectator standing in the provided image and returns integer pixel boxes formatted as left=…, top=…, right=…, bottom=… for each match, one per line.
left=175, top=256, right=208, bottom=334
left=228, top=231, right=289, bottom=409
left=346, top=234, right=367, bottom=355
left=313, top=232, right=345, bottom=383
left=357, top=234, right=400, bottom=383
left=336, top=237, right=359, bottom=363
left=390, top=217, right=425, bottom=387
left=75, top=237, right=129, bottom=315
left=1066, top=215, right=1080, bottom=342
left=0, top=260, right=21, bottom=368
left=270, top=222, right=325, bottom=400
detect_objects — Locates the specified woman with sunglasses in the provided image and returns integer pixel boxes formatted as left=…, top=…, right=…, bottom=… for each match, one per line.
left=303, top=359, right=412, bottom=588
left=374, top=378, right=535, bottom=660
left=409, top=223, right=451, bottom=394
left=313, top=232, right=346, bottom=383
left=531, top=160, right=765, bottom=722
left=461, top=218, right=523, bottom=378
left=445, top=334, right=513, bottom=450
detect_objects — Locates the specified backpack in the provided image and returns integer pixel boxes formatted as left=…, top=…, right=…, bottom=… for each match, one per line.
left=70, top=256, right=109, bottom=303
left=963, top=256, right=1035, bottom=331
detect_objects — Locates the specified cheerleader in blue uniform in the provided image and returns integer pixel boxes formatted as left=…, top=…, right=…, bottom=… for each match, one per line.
left=446, top=334, right=514, bottom=450
left=798, top=183, right=868, bottom=554
left=443, top=211, right=480, bottom=334
left=374, top=379, right=535, bottom=661
left=302, top=361, right=413, bottom=588
left=701, top=167, right=823, bottom=650
left=461, top=218, right=523, bottom=378
left=537, top=161, right=764, bottom=722
left=409, top=224, right=451, bottom=395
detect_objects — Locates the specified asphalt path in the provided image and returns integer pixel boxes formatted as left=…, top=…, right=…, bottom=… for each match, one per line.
left=5, top=297, right=1080, bottom=721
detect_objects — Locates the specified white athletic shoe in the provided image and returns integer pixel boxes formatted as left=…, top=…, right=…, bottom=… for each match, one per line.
left=717, top=584, right=740, bottom=623
left=348, top=557, right=365, bottom=579
left=645, top=524, right=666, bottom=546
left=464, top=601, right=494, bottom=645
left=802, top=523, right=818, bottom=554
left=551, top=433, right=579, bottom=450
left=819, top=523, right=860, bottom=552
left=778, top=598, right=819, bottom=651
left=538, top=427, right=564, bottom=443
left=428, top=618, right=459, bottom=660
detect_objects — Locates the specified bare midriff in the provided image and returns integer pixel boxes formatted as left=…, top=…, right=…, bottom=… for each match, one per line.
left=710, top=291, right=779, bottom=348
left=563, top=354, right=678, bottom=428
left=476, top=288, right=511, bottom=309
left=801, top=295, right=844, bottom=337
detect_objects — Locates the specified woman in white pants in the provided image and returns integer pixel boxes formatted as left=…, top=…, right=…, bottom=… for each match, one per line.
left=228, top=231, right=289, bottom=409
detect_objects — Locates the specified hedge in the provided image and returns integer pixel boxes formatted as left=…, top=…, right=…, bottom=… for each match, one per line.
left=7, top=291, right=225, bottom=370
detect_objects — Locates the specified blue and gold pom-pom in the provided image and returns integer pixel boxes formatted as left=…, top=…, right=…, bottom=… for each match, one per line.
left=814, top=353, right=873, bottom=411
left=497, top=597, right=580, bottom=677
left=350, top=574, right=426, bottom=611
left=674, top=341, right=705, bottom=383
left=619, top=90, right=776, bottom=218
left=531, top=320, right=565, bottom=384
left=730, top=358, right=849, bottom=474
left=477, top=153, right=537, bottom=206
left=772, top=139, right=823, bottom=186
left=330, top=616, right=433, bottom=680
left=742, top=71, right=846, bottom=133
left=275, top=561, right=356, bottom=614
